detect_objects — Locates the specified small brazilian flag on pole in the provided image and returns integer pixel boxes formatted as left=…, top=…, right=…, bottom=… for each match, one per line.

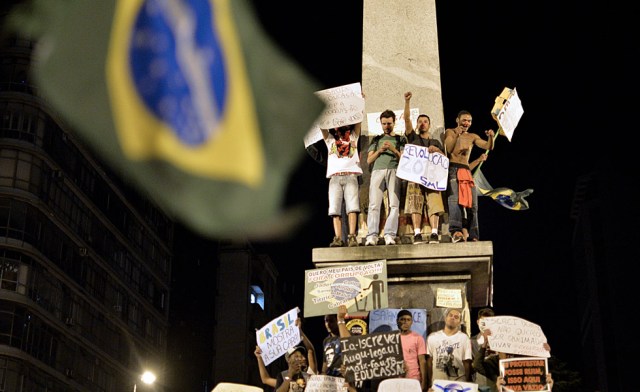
left=9, top=0, right=325, bottom=239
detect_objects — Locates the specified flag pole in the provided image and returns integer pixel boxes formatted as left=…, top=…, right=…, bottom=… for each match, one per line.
left=472, top=127, right=502, bottom=175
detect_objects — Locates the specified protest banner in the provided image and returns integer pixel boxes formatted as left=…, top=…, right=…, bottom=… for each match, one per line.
left=305, top=375, right=347, bottom=392
left=304, top=260, right=388, bottom=318
left=314, top=83, right=365, bottom=130
left=396, top=145, right=448, bottom=191
left=483, top=316, right=549, bottom=357
left=340, top=331, right=404, bottom=383
left=255, top=307, right=300, bottom=365
left=499, top=357, right=550, bottom=391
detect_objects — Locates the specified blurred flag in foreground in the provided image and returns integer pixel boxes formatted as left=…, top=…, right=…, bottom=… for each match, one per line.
left=474, top=168, right=533, bottom=211
left=9, top=0, right=324, bottom=239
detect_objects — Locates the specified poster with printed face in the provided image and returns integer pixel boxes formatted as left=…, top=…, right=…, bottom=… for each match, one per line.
left=303, top=260, right=388, bottom=318
left=255, top=307, right=301, bottom=366
left=396, top=146, right=448, bottom=191
left=499, top=357, right=550, bottom=391
left=368, top=308, right=428, bottom=340
left=483, top=316, right=550, bottom=358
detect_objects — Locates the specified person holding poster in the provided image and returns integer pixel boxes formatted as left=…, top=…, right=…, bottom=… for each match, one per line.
left=402, top=92, right=446, bottom=244
left=473, top=323, right=551, bottom=386
left=321, top=305, right=351, bottom=377
left=470, top=307, right=497, bottom=392
left=254, top=317, right=317, bottom=388
left=365, top=110, right=407, bottom=246
left=443, top=111, right=494, bottom=243
left=426, top=308, right=473, bottom=386
left=321, top=120, right=363, bottom=248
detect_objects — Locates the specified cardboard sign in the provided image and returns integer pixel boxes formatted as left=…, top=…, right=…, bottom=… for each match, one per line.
left=490, top=87, right=524, bottom=142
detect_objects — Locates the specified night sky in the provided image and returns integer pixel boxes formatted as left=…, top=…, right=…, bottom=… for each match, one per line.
left=249, top=0, right=634, bottom=383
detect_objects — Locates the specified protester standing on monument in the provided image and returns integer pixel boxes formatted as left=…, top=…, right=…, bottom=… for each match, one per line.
left=426, top=308, right=473, bottom=386
left=402, top=92, right=446, bottom=244
left=444, top=110, right=494, bottom=243
left=322, top=119, right=363, bottom=248
left=364, top=110, right=406, bottom=246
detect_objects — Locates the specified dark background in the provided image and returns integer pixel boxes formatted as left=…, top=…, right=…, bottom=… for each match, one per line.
left=247, top=0, right=634, bottom=383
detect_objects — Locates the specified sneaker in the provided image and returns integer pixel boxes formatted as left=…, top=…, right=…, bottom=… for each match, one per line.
left=384, top=235, right=396, bottom=245
left=451, top=232, right=464, bottom=243
left=413, top=234, right=424, bottom=244
left=365, top=235, right=378, bottom=246
left=429, top=233, right=439, bottom=244
left=330, top=236, right=344, bottom=247
left=348, top=234, right=359, bottom=247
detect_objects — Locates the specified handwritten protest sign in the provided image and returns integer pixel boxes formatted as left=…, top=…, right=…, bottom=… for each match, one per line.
left=366, top=108, right=419, bottom=136
left=304, top=260, right=388, bottom=318
left=499, top=357, right=550, bottom=391
left=483, top=316, right=549, bottom=357
left=340, top=331, right=404, bottom=383
left=255, top=308, right=300, bottom=365
left=396, top=146, right=448, bottom=191
left=314, top=83, right=365, bottom=130
left=491, top=87, right=524, bottom=142
left=303, top=124, right=323, bottom=148
left=368, top=308, right=428, bottom=340
left=305, top=375, right=347, bottom=392
left=432, top=379, right=478, bottom=392
left=435, top=288, right=463, bottom=308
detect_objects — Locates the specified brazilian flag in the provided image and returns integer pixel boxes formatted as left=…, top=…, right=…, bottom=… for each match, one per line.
left=9, top=0, right=325, bottom=239
left=474, top=168, right=533, bottom=211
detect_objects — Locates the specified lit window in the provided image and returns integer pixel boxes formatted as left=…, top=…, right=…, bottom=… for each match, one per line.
left=249, top=285, right=264, bottom=310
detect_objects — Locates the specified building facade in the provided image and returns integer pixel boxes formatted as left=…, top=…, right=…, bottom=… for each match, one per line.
left=0, top=12, right=173, bottom=391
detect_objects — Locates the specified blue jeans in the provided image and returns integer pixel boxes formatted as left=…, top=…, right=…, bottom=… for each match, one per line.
left=447, top=166, right=479, bottom=240
left=366, top=169, right=401, bottom=238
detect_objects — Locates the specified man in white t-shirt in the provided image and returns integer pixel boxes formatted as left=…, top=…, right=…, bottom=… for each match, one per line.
left=426, top=308, right=473, bottom=387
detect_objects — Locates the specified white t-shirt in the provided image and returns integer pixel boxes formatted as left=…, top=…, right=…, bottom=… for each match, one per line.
left=426, top=330, right=473, bottom=382
left=324, top=131, right=362, bottom=178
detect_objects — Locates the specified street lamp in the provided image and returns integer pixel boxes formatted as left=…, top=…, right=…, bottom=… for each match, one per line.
left=133, top=371, right=156, bottom=392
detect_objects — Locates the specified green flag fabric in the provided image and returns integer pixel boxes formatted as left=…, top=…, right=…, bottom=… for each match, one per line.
left=474, top=168, right=533, bottom=211
left=10, top=0, right=324, bottom=239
